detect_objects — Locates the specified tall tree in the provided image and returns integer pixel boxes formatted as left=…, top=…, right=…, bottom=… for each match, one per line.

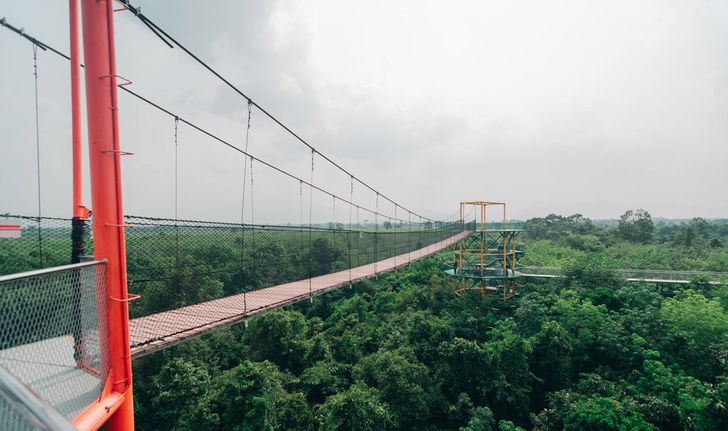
left=617, top=209, right=654, bottom=243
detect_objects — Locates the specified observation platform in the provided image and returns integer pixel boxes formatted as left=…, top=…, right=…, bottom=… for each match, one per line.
left=444, top=268, right=524, bottom=280
left=0, top=336, right=102, bottom=420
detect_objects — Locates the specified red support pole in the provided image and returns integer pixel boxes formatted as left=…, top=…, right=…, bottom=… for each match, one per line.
left=80, top=0, right=134, bottom=430
left=70, top=0, right=85, bottom=219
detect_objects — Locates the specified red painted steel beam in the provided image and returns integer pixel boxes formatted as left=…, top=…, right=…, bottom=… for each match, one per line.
left=69, top=0, right=86, bottom=219
left=80, top=0, right=134, bottom=429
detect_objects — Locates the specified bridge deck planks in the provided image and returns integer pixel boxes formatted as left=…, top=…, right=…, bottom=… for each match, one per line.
left=129, top=231, right=470, bottom=358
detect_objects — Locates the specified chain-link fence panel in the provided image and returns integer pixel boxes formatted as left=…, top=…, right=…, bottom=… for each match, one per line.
left=0, top=364, right=77, bottom=431
left=124, top=216, right=466, bottom=319
left=0, top=394, right=42, bottom=431
left=0, top=215, right=93, bottom=276
left=0, top=213, right=470, bottom=355
left=0, top=261, right=108, bottom=422
left=124, top=217, right=471, bottom=354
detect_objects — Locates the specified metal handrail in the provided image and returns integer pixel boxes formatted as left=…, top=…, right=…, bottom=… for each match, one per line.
left=0, top=365, right=77, bottom=431
left=0, top=260, right=106, bottom=283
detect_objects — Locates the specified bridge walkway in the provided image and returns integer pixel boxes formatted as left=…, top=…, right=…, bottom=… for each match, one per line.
left=129, top=230, right=471, bottom=358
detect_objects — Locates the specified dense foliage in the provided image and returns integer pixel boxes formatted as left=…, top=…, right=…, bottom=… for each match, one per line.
left=132, top=211, right=728, bottom=430
left=522, top=211, right=728, bottom=271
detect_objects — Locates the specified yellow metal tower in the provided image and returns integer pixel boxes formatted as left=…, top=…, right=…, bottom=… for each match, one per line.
left=447, top=201, right=522, bottom=302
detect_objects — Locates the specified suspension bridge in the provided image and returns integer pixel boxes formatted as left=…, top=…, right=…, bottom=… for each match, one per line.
left=0, top=1, right=475, bottom=429
left=0, top=2, right=725, bottom=431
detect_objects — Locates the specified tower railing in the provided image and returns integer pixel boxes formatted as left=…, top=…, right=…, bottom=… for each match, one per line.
left=0, top=364, right=77, bottom=431
left=0, top=261, right=109, bottom=426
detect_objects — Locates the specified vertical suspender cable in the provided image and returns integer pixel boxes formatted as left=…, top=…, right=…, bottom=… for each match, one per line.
left=248, top=155, right=255, bottom=308
left=374, top=193, right=378, bottom=275
left=32, top=44, right=43, bottom=268
left=300, top=180, right=304, bottom=281
left=249, top=156, right=255, bottom=254
left=419, top=215, right=423, bottom=259
left=309, top=150, right=314, bottom=296
left=356, top=206, right=360, bottom=267
left=174, top=116, right=180, bottom=292
left=348, top=176, right=353, bottom=284
left=240, top=101, right=251, bottom=310
left=394, top=204, right=397, bottom=270
left=358, top=206, right=362, bottom=267
left=408, top=210, right=411, bottom=263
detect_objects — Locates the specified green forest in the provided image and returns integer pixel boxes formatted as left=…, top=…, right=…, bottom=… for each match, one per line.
left=130, top=210, right=728, bottom=430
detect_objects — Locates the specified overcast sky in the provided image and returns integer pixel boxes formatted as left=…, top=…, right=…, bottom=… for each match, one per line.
left=1, top=0, right=727, bottom=223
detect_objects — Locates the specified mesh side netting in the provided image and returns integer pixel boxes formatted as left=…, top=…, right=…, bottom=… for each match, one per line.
left=0, top=392, right=44, bottom=431
left=0, top=213, right=472, bottom=352
left=123, top=216, right=466, bottom=317
left=123, top=216, right=471, bottom=351
left=0, top=364, right=77, bottom=431
left=0, top=261, right=108, bottom=422
left=0, top=215, right=93, bottom=276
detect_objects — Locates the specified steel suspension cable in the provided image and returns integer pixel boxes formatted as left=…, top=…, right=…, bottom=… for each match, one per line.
left=0, top=21, right=420, bottom=226
left=114, top=1, right=435, bottom=223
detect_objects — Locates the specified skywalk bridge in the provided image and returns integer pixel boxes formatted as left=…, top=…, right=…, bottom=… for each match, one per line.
left=1, top=1, right=724, bottom=429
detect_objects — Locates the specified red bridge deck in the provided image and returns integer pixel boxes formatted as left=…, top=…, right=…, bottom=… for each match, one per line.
left=129, top=231, right=470, bottom=358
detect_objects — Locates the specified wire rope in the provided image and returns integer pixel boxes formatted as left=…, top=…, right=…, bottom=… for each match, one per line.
left=31, top=44, right=43, bottom=268
left=113, top=1, right=435, bottom=222
left=309, top=150, right=314, bottom=297
left=174, top=116, right=180, bottom=291
left=240, top=102, right=252, bottom=311
left=348, top=176, right=353, bottom=284
left=374, top=193, right=379, bottom=275
left=0, top=20, right=422, bottom=225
